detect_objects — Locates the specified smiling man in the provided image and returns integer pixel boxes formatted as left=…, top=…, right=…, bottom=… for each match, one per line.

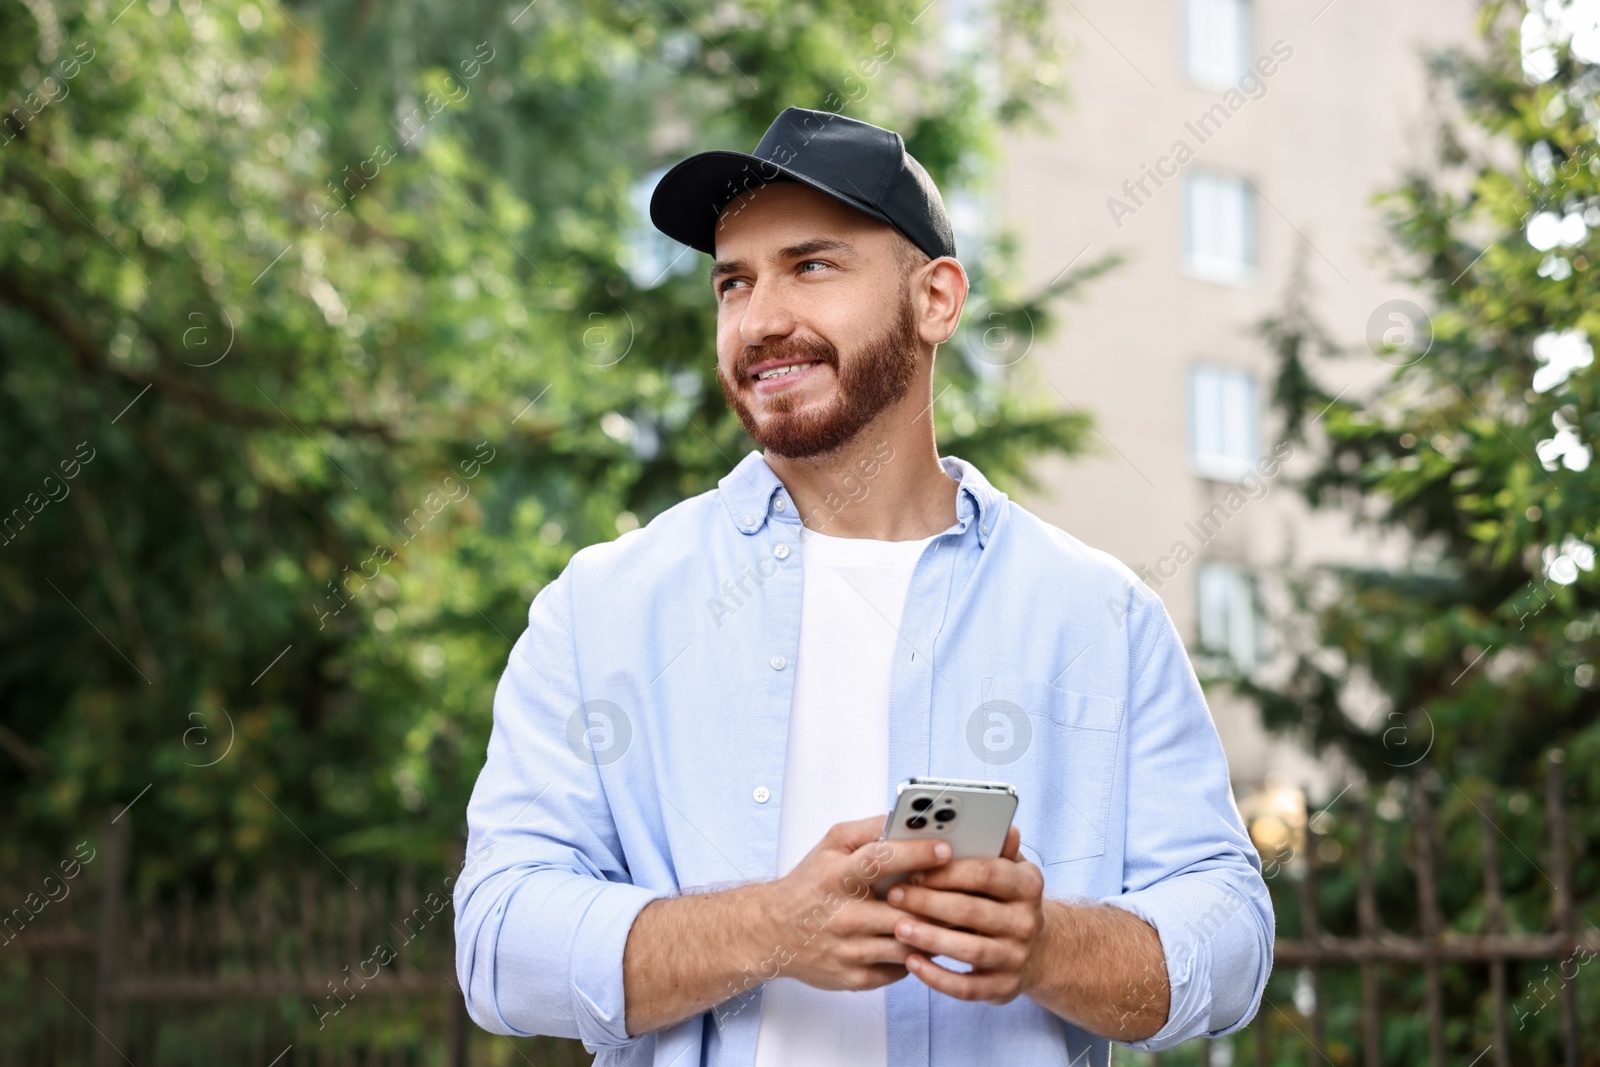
left=454, top=106, right=1273, bottom=1067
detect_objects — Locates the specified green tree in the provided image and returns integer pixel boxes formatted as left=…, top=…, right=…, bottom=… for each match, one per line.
left=1233, top=1, right=1599, bottom=1059
left=0, top=0, right=1095, bottom=893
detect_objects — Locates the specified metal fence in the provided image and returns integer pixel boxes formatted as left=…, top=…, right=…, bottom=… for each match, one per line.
left=4, top=752, right=1594, bottom=1066
left=1154, top=750, right=1597, bottom=1067
left=1270, top=753, right=1593, bottom=1067
left=0, top=827, right=584, bottom=1066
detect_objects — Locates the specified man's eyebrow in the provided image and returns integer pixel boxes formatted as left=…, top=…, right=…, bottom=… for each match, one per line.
left=709, top=238, right=860, bottom=283
left=776, top=237, right=859, bottom=261
left=708, top=258, right=746, bottom=283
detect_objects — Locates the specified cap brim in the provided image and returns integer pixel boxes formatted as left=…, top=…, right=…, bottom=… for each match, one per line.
left=648, top=149, right=897, bottom=259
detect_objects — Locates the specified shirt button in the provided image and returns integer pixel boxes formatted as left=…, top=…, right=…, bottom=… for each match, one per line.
left=981, top=523, right=990, bottom=535
left=774, top=497, right=787, bottom=512
left=770, top=654, right=787, bottom=670
left=753, top=786, right=771, bottom=803
left=743, top=512, right=756, bottom=526
left=774, top=543, right=790, bottom=560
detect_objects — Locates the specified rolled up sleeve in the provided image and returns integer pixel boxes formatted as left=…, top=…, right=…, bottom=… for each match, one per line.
left=1101, top=592, right=1274, bottom=1051
left=453, top=573, right=666, bottom=1049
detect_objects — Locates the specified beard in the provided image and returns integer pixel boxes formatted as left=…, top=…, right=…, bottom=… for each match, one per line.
left=718, top=281, right=921, bottom=459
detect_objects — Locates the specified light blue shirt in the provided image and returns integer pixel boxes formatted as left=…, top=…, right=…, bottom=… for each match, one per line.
left=454, top=449, right=1274, bottom=1067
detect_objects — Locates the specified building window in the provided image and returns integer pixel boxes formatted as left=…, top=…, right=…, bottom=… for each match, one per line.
left=1190, top=364, right=1258, bottom=480
left=1197, top=561, right=1259, bottom=670
left=1184, top=0, right=1250, bottom=90
left=1185, top=171, right=1255, bottom=284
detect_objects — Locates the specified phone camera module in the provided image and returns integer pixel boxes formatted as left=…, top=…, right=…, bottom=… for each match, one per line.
left=905, top=815, right=928, bottom=830
left=934, top=808, right=957, bottom=823
left=910, top=797, right=933, bottom=812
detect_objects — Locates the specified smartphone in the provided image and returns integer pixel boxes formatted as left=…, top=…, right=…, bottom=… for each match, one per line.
left=870, top=777, right=1018, bottom=898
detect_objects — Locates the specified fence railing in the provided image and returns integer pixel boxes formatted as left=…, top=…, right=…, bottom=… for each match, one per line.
left=1163, top=749, right=1596, bottom=1067
left=4, top=753, right=1594, bottom=1066
left=1269, top=752, right=1593, bottom=1067
left=0, top=825, right=578, bottom=1066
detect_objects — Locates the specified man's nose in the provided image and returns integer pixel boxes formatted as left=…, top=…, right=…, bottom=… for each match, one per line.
left=738, top=279, right=797, bottom=348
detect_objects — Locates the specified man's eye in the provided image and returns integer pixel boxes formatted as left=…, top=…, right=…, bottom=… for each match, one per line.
left=719, top=279, right=749, bottom=295
left=799, top=260, right=828, bottom=273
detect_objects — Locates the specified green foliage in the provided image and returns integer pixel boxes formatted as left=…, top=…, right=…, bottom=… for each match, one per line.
left=0, top=0, right=1091, bottom=897
left=1242, top=0, right=1600, bottom=791
left=1231, top=1, right=1599, bottom=1059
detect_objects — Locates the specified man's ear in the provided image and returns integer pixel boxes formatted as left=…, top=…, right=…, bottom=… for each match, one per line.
left=919, top=257, right=969, bottom=345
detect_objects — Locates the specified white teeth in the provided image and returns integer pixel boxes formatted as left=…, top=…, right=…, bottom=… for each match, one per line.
left=756, top=361, right=817, bottom=381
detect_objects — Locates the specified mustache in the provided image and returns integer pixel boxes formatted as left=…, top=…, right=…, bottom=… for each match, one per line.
left=736, top=335, right=837, bottom=380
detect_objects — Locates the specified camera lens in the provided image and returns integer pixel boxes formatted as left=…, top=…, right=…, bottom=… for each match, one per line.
left=906, top=815, right=928, bottom=830
left=934, top=808, right=956, bottom=822
left=910, top=797, right=932, bottom=812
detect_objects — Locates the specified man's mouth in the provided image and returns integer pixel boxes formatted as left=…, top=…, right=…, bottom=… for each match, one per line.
left=754, top=361, right=820, bottom=381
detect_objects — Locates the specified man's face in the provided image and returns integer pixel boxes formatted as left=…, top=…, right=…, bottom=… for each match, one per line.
left=710, top=181, right=923, bottom=459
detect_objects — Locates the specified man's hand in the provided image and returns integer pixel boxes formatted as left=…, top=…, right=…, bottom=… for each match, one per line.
left=883, top=824, right=1171, bottom=1041
left=882, top=824, right=1050, bottom=1004
left=771, top=815, right=955, bottom=992
left=621, top=814, right=956, bottom=1036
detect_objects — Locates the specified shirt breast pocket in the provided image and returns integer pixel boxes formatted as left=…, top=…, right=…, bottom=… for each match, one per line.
left=971, top=675, right=1123, bottom=867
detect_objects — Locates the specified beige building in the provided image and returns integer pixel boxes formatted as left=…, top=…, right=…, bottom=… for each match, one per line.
left=993, top=0, right=1477, bottom=797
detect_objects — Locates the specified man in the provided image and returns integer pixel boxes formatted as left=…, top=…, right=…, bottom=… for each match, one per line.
left=455, top=106, right=1273, bottom=1066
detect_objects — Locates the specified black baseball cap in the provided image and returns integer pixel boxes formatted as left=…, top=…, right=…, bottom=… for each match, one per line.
left=648, top=106, right=957, bottom=263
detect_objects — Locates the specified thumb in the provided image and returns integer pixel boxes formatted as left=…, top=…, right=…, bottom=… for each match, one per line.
left=825, top=814, right=889, bottom=853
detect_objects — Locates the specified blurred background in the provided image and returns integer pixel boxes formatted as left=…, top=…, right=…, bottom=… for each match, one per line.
left=1, top=0, right=1597, bottom=1063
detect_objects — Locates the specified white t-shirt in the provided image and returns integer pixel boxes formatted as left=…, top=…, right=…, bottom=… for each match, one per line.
left=751, top=523, right=937, bottom=1067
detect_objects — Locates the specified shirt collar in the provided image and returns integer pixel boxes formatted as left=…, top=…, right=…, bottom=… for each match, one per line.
left=716, top=449, right=1005, bottom=547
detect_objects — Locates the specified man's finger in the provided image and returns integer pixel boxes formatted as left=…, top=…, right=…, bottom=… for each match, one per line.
left=1000, top=824, right=1022, bottom=861
left=830, top=899, right=927, bottom=937
left=842, top=935, right=919, bottom=967
left=835, top=961, right=913, bottom=992
left=885, top=884, right=1022, bottom=939
left=893, top=914, right=1013, bottom=970
left=904, top=953, right=1014, bottom=1003
left=911, top=857, right=1038, bottom=900
left=853, top=835, right=952, bottom=879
